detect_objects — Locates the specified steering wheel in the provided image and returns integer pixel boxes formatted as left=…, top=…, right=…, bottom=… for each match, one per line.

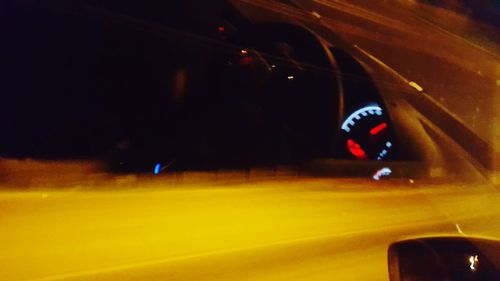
left=171, top=24, right=342, bottom=170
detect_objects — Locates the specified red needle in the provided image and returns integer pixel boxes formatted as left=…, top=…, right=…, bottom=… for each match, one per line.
left=370, top=122, right=388, bottom=136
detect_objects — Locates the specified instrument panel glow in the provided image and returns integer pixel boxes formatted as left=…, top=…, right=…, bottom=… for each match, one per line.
left=341, top=104, right=394, bottom=161
left=341, top=105, right=383, bottom=133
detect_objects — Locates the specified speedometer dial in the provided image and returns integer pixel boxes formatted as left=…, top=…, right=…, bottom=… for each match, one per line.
left=341, top=104, right=394, bottom=160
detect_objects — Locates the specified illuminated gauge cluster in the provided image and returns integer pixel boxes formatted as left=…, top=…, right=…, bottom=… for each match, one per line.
left=341, top=104, right=394, bottom=161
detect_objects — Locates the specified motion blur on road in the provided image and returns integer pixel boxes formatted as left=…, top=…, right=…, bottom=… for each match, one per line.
left=2, top=1, right=500, bottom=281
left=1, top=172, right=499, bottom=281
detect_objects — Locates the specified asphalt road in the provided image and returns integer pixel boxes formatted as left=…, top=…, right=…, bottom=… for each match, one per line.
left=294, top=0, right=500, bottom=151
left=0, top=174, right=499, bottom=281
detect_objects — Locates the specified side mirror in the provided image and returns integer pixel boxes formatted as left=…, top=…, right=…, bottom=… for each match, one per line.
left=388, top=237, right=500, bottom=281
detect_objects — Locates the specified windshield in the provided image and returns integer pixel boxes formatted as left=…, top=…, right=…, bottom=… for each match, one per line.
left=1, top=1, right=500, bottom=280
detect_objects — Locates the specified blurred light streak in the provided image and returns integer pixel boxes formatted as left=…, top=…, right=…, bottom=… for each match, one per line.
left=468, top=255, right=479, bottom=272
left=154, top=163, right=161, bottom=175
left=409, top=81, right=424, bottom=92
left=372, top=167, right=392, bottom=180
left=311, top=11, right=321, bottom=19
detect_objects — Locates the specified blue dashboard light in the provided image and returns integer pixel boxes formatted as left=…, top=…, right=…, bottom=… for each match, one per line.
left=154, top=163, right=161, bottom=175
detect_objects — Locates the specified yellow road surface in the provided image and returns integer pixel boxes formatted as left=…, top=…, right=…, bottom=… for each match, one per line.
left=1, top=175, right=498, bottom=281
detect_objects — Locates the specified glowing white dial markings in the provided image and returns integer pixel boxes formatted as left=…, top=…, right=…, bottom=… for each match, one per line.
left=341, top=105, right=383, bottom=133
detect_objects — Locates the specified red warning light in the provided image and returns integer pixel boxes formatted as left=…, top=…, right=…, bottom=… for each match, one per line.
left=347, top=139, right=367, bottom=160
left=239, top=56, right=254, bottom=66
left=217, top=26, right=226, bottom=33
left=370, top=122, right=388, bottom=136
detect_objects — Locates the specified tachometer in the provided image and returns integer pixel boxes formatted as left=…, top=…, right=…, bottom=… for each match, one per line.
left=341, top=104, right=394, bottom=160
